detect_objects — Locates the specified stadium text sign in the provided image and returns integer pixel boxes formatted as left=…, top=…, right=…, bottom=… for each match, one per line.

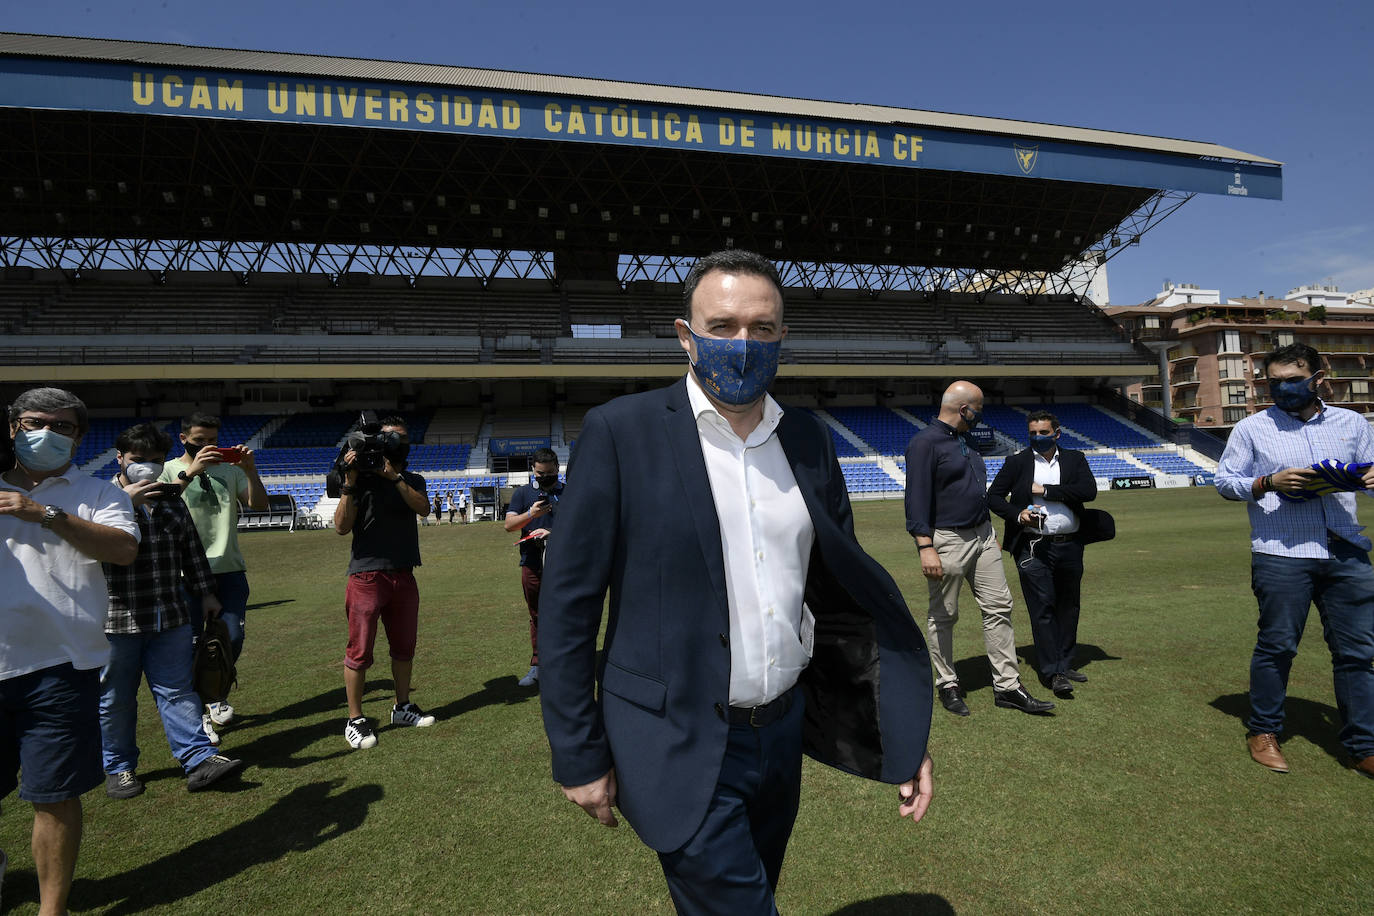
left=0, top=57, right=1281, bottom=199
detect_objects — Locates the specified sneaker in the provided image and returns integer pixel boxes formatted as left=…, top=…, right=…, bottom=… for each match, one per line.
left=105, top=771, right=145, bottom=799
left=391, top=702, right=436, bottom=728
left=518, top=665, right=540, bottom=688
left=207, top=701, right=235, bottom=726
left=201, top=713, right=221, bottom=746
left=345, top=715, right=378, bottom=749
left=186, top=754, right=246, bottom=791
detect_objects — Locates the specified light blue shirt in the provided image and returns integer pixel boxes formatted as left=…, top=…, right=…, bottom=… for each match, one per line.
left=1215, top=402, right=1374, bottom=557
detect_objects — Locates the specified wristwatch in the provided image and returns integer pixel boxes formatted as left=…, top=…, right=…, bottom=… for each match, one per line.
left=177, top=470, right=192, bottom=482
left=41, top=504, right=68, bottom=529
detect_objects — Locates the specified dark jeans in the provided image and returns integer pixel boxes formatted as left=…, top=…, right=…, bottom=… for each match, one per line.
left=657, top=691, right=804, bottom=916
left=1015, top=538, right=1084, bottom=678
left=1249, top=541, right=1374, bottom=758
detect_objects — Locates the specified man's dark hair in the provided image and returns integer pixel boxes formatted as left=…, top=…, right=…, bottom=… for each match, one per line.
left=9, top=387, right=89, bottom=434
left=182, top=411, right=220, bottom=433
left=380, top=415, right=408, bottom=432
left=681, top=249, right=785, bottom=322
left=532, top=447, right=558, bottom=466
left=115, top=422, right=172, bottom=458
left=1026, top=410, right=1060, bottom=430
left=1263, top=343, right=1322, bottom=377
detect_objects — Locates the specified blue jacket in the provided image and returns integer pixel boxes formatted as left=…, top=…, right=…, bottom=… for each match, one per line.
left=538, top=378, right=933, bottom=852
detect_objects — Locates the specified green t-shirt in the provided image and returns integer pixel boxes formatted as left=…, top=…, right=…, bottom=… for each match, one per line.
left=161, top=454, right=250, bottom=574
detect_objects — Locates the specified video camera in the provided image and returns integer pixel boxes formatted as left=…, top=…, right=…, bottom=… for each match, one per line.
left=325, top=410, right=410, bottom=498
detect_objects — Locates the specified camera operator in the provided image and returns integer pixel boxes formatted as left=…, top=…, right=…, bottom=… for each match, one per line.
left=503, top=447, right=563, bottom=688
left=333, top=415, right=435, bottom=750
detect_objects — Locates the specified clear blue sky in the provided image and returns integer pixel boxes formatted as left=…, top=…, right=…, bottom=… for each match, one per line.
left=6, top=0, right=1372, bottom=304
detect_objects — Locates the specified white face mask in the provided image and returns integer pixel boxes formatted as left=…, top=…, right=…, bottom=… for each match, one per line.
left=123, top=460, right=164, bottom=484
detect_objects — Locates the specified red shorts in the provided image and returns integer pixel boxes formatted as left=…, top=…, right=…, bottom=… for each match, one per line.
left=344, top=570, right=419, bottom=670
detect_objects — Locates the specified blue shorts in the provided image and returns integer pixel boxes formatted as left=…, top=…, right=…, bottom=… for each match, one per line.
left=1, top=663, right=104, bottom=804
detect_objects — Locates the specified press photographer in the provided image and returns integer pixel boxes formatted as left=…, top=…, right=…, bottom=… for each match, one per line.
left=503, top=447, right=564, bottom=688
left=331, top=413, right=436, bottom=750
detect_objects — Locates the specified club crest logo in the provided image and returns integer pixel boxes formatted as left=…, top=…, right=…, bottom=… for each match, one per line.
left=1013, top=143, right=1038, bottom=175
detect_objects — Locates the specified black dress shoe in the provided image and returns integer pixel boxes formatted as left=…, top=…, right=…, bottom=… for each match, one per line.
left=994, top=685, right=1055, bottom=714
left=1050, top=673, right=1074, bottom=698
left=938, top=684, right=970, bottom=717
left=1062, top=669, right=1088, bottom=683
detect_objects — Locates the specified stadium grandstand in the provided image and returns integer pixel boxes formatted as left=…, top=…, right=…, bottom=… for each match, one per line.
left=0, top=33, right=1281, bottom=524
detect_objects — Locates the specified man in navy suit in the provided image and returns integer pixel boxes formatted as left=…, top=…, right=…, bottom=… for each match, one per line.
left=539, top=250, right=935, bottom=914
left=986, top=410, right=1098, bottom=698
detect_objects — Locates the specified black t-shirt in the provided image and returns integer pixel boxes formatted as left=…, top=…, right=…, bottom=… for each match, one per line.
left=507, top=480, right=563, bottom=572
left=348, top=469, right=426, bottom=575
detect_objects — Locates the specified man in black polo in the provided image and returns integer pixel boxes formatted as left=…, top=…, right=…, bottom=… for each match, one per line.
left=987, top=410, right=1098, bottom=698
left=504, top=447, right=563, bottom=688
left=905, top=381, right=1053, bottom=716
left=333, top=416, right=435, bottom=749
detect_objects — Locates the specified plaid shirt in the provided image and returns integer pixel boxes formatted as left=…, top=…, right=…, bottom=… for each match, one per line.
left=102, top=481, right=217, bottom=634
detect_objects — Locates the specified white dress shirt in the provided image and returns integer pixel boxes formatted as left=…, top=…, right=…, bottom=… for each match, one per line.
left=1, top=466, right=140, bottom=680
left=685, top=374, right=815, bottom=706
left=1031, top=449, right=1079, bottom=535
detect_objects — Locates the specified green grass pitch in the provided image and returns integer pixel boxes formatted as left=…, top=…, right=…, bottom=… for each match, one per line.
left=2, top=488, right=1371, bottom=914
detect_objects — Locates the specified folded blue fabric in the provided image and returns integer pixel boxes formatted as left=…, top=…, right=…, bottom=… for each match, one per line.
left=1276, top=459, right=1372, bottom=502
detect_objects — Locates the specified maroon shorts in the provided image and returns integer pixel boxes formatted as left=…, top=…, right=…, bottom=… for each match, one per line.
left=345, top=570, right=419, bottom=670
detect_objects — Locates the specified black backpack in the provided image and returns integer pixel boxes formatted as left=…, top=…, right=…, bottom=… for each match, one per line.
left=194, top=617, right=237, bottom=704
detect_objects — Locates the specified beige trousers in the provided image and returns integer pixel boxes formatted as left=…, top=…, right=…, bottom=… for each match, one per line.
left=925, top=521, right=1021, bottom=691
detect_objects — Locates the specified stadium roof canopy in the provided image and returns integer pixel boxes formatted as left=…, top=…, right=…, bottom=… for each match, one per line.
left=0, top=33, right=1281, bottom=286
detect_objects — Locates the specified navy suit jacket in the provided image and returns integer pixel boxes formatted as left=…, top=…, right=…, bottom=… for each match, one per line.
left=539, top=379, right=933, bottom=852
left=986, top=446, right=1097, bottom=556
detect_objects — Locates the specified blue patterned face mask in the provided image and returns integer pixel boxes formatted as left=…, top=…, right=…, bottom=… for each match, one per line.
left=1030, top=434, right=1057, bottom=454
left=684, top=324, right=782, bottom=406
left=1268, top=373, right=1319, bottom=413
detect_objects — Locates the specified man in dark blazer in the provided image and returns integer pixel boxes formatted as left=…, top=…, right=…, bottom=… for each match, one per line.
left=539, top=250, right=934, bottom=915
left=987, top=410, right=1098, bottom=698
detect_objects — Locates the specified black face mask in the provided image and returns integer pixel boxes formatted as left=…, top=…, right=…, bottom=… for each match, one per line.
left=534, top=474, right=559, bottom=490
left=184, top=442, right=203, bottom=457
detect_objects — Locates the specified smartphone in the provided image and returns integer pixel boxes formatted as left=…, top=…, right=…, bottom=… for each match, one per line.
left=144, top=482, right=183, bottom=498
left=204, top=445, right=243, bottom=464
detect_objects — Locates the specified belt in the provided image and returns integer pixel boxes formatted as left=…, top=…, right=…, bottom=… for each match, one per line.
left=1047, top=534, right=1076, bottom=543
left=727, top=686, right=795, bottom=728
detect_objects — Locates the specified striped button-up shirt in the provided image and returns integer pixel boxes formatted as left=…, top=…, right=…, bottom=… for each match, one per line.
left=1215, top=402, right=1374, bottom=558
left=102, top=481, right=217, bottom=634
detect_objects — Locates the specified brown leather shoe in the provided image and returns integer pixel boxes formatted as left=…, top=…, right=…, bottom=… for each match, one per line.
left=1355, top=756, right=1374, bottom=779
left=1247, top=733, right=1289, bottom=773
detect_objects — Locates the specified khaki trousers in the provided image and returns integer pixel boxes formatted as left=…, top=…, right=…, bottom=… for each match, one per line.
left=925, top=521, right=1020, bottom=691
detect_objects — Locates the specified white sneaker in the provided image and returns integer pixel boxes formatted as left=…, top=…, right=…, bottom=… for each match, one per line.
left=518, top=665, right=539, bottom=687
left=391, top=702, right=436, bottom=727
left=207, top=701, right=235, bottom=726
left=345, top=716, right=378, bottom=749
left=201, top=713, right=221, bottom=746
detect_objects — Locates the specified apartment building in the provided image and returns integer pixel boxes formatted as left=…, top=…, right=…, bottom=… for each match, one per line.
left=1106, top=282, right=1374, bottom=430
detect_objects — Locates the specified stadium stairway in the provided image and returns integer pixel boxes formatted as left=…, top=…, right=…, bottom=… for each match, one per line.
left=813, top=410, right=876, bottom=457
left=245, top=414, right=292, bottom=451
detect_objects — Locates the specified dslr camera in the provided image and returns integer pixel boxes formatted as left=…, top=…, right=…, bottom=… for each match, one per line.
left=326, top=410, right=410, bottom=497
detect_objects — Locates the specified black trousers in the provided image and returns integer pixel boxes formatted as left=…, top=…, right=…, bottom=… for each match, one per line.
left=1015, top=538, right=1085, bottom=678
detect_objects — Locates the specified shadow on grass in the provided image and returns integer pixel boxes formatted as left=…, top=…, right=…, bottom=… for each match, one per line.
left=1209, top=692, right=1347, bottom=761
left=1010, top=640, right=1124, bottom=677
left=829, top=893, right=956, bottom=915
left=427, top=674, right=539, bottom=722
left=245, top=598, right=295, bottom=610
left=71, top=779, right=383, bottom=915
